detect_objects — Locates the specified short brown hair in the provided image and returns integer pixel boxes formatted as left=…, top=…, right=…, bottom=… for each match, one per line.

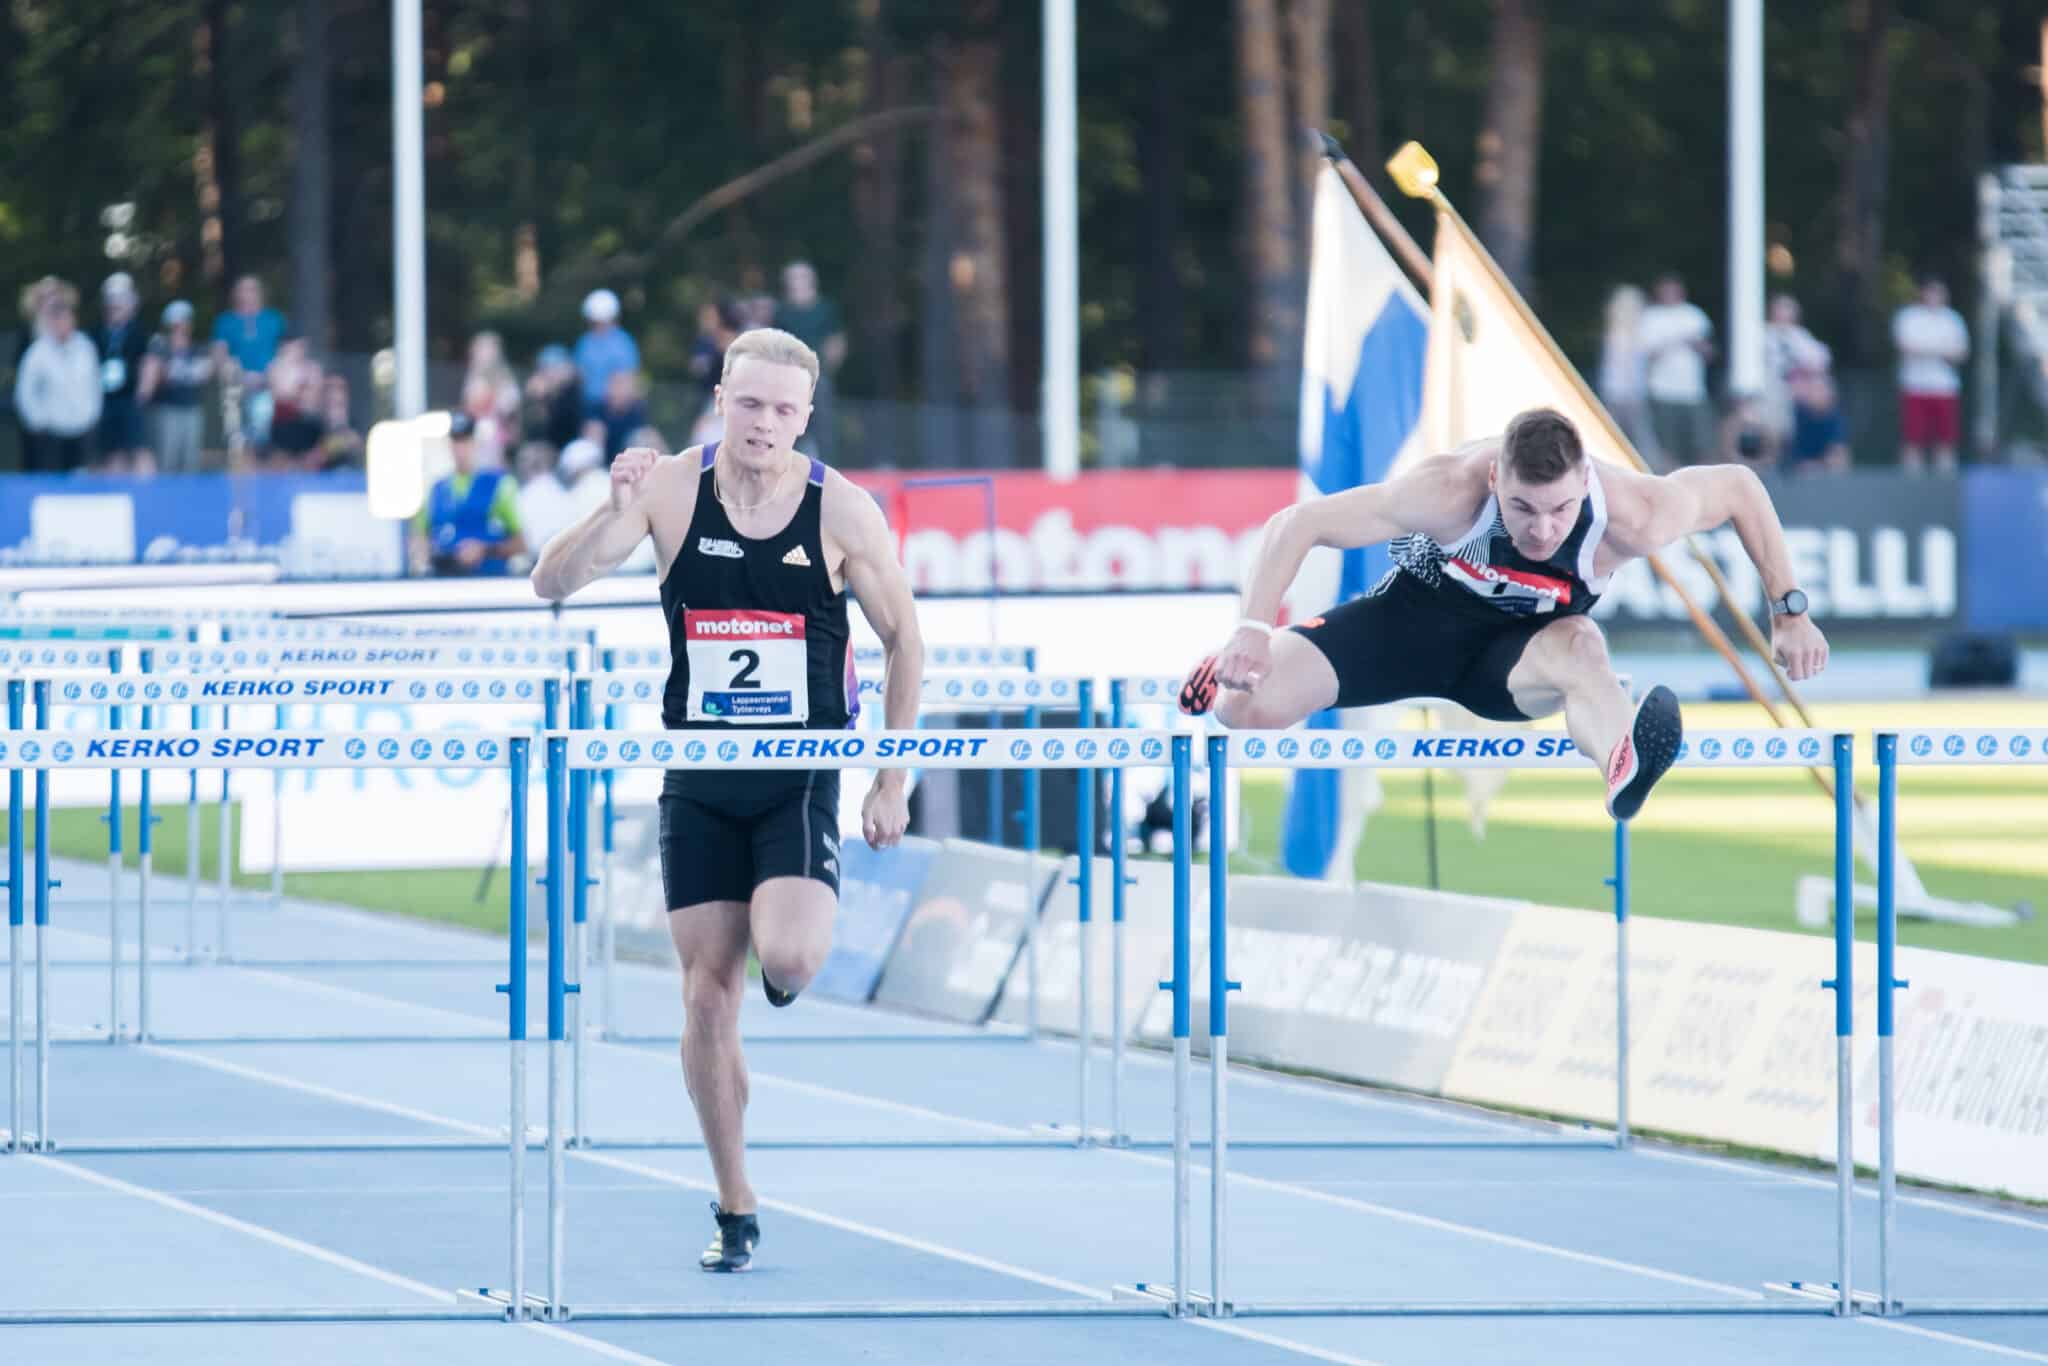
left=1502, top=408, right=1585, bottom=484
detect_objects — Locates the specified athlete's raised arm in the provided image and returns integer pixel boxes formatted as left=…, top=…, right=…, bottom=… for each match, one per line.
left=1606, top=463, right=1829, bottom=681
left=1217, top=452, right=1484, bottom=692
left=531, top=444, right=667, bottom=602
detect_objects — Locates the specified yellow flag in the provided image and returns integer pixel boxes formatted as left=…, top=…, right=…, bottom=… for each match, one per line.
left=1421, top=205, right=1641, bottom=472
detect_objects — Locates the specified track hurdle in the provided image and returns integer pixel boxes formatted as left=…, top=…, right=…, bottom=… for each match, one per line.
left=1141, top=726, right=1858, bottom=1320
left=538, top=724, right=1187, bottom=1323
left=137, top=643, right=575, bottom=948
left=29, top=671, right=562, bottom=1033
left=1868, top=727, right=2048, bottom=1319
left=0, top=727, right=533, bottom=1176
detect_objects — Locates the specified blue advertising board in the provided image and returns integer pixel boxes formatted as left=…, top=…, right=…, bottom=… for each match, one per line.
left=1962, top=468, right=2048, bottom=631
left=811, top=835, right=940, bottom=1003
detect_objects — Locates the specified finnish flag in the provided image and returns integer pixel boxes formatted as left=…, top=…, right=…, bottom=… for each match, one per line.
left=1279, top=166, right=1427, bottom=881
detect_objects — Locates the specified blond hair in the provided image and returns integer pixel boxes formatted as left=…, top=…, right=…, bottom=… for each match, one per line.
left=721, top=327, right=819, bottom=392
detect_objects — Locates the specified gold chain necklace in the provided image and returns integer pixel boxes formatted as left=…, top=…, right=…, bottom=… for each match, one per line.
left=712, top=454, right=794, bottom=514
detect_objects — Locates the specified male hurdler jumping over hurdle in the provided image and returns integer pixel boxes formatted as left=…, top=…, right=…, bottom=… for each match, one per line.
left=1179, top=407, right=1830, bottom=819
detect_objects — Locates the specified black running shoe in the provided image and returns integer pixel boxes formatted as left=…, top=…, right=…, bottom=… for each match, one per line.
left=1604, top=685, right=1683, bottom=822
left=761, top=973, right=798, bottom=1009
left=700, top=1202, right=759, bottom=1273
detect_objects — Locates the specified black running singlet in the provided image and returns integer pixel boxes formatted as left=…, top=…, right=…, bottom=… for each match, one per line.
left=1386, top=464, right=1612, bottom=619
left=658, top=444, right=857, bottom=734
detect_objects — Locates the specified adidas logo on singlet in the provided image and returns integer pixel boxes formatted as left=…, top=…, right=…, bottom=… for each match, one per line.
left=782, top=545, right=811, bottom=567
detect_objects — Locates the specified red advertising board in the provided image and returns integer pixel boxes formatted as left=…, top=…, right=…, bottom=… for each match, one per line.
left=849, top=469, right=1296, bottom=592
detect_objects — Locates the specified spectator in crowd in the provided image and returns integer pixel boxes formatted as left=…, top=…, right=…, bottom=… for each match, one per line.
left=687, top=298, right=745, bottom=415
left=583, top=368, right=648, bottom=460
left=93, top=273, right=152, bottom=471
left=1719, top=395, right=1778, bottom=469
left=775, top=260, right=845, bottom=457
left=143, top=300, right=213, bottom=473
left=210, top=275, right=287, bottom=448
left=463, top=330, right=522, bottom=425
left=573, top=288, right=639, bottom=419
left=314, top=372, right=364, bottom=470
left=1781, top=369, right=1851, bottom=477
left=16, top=277, right=63, bottom=363
left=1637, top=273, right=1716, bottom=465
left=549, top=434, right=657, bottom=574
left=1761, top=293, right=1829, bottom=446
left=13, top=287, right=101, bottom=472
left=524, top=343, right=583, bottom=449
left=411, top=411, right=526, bottom=576
left=512, top=440, right=579, bottom=553
left=266, top=336, right=318, bottom=430
left=267, top=362, right=329, bottom=467
left=1892, top=276, right=1969, bottom=475
left=461, top=373, right=512, bottom=469
left=1596, top=284, right=1654, bottom=460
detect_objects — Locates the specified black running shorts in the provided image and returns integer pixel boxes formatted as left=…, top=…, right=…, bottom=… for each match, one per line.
left=1291, top=572, right=1574, bottom=722
left=658, top=772, right=843, bottom=910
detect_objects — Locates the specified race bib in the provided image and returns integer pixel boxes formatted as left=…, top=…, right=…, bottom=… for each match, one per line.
left=685, top=610, right=808, bottom=723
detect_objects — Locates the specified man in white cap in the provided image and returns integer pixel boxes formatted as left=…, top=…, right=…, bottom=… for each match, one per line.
left=95, top=273, right=152, bottom=470
left=574, top=287, right=640, bottom=422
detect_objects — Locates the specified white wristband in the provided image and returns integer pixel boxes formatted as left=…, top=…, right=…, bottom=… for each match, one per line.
left=1234, top=619, right=1276, bottom=638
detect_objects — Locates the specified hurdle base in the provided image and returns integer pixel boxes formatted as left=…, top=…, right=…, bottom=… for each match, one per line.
left=463, top=1288, right=547, bottom=1322
left=1884, top=1299, right=2048, bottom=1316
left=1764, top=1280, right=1881, bottom=1315
left=0, top=1304, right=509, bottom=1325
left=563, top=1298, right=1168, bottom=1321
left=1233, top=1293, right=1846, bottom=1317
left=1115, top=1282, right=1213, bottom=1318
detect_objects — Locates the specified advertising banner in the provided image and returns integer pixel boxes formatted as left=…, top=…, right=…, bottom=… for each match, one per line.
left=811, top=836, right=941, bottom=1004
left=0, top=473, right=401, bottom=577
left=870, top=840, right=1058, bottom=1024
left=1593, top=473, right=1961, bottom=633
left=990, top=854, right=1181, bottom=1042
left=1960, top=467, right=2048, bottom=631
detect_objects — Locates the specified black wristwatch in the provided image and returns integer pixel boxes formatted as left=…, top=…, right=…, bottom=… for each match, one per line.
left=1769, top=588, right=1810, bottom=618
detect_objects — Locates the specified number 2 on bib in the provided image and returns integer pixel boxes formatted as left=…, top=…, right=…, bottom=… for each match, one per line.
left=683, top=610, right=808, bottom=722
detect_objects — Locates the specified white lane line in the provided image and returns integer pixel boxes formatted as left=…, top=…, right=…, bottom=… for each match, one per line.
left=524, top=1321, right=679, bottom=1366
left=27, top=1153, right=458, bottom=1304
left=1642, top=1147, right=2048, bottom=1235
left=580, top=1148, right=1111, bottom=1301
left=1199, top=1319, right=1391, bottom=1365
left=582, top=1058, right=1755, bottom=1301
left=1863, top=1318, right=2048, bottom=1363
left=143, top=1043, right=504, bottom=1136
left=155, top=927, right=2029, bottom=1310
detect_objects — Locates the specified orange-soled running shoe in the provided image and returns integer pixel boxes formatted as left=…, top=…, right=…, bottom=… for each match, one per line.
left=1604, top=685, right=1682, bottom=822
left=1178, top=655, right=1221, bottom=716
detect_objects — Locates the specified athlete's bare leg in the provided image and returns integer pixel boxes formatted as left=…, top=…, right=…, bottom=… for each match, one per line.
left=1504, top=616, right=1632, bottom=760
left=1211, top=630, right=1341, bottom=729
left=748, top=877, right=836, bottom=1000
left=1506, top=615, right=1680, bottom=820
left=669, top=901, right=755, bottom=1212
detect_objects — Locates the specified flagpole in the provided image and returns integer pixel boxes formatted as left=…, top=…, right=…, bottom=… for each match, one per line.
left=1362, top=139, right=1858, bottom=800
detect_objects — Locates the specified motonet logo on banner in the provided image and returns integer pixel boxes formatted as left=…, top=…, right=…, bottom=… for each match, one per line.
left=855, top=469, right=1291, bottom=592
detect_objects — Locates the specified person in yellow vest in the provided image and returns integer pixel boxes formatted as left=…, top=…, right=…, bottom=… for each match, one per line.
left=410, top=411, right=528, bottom=576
